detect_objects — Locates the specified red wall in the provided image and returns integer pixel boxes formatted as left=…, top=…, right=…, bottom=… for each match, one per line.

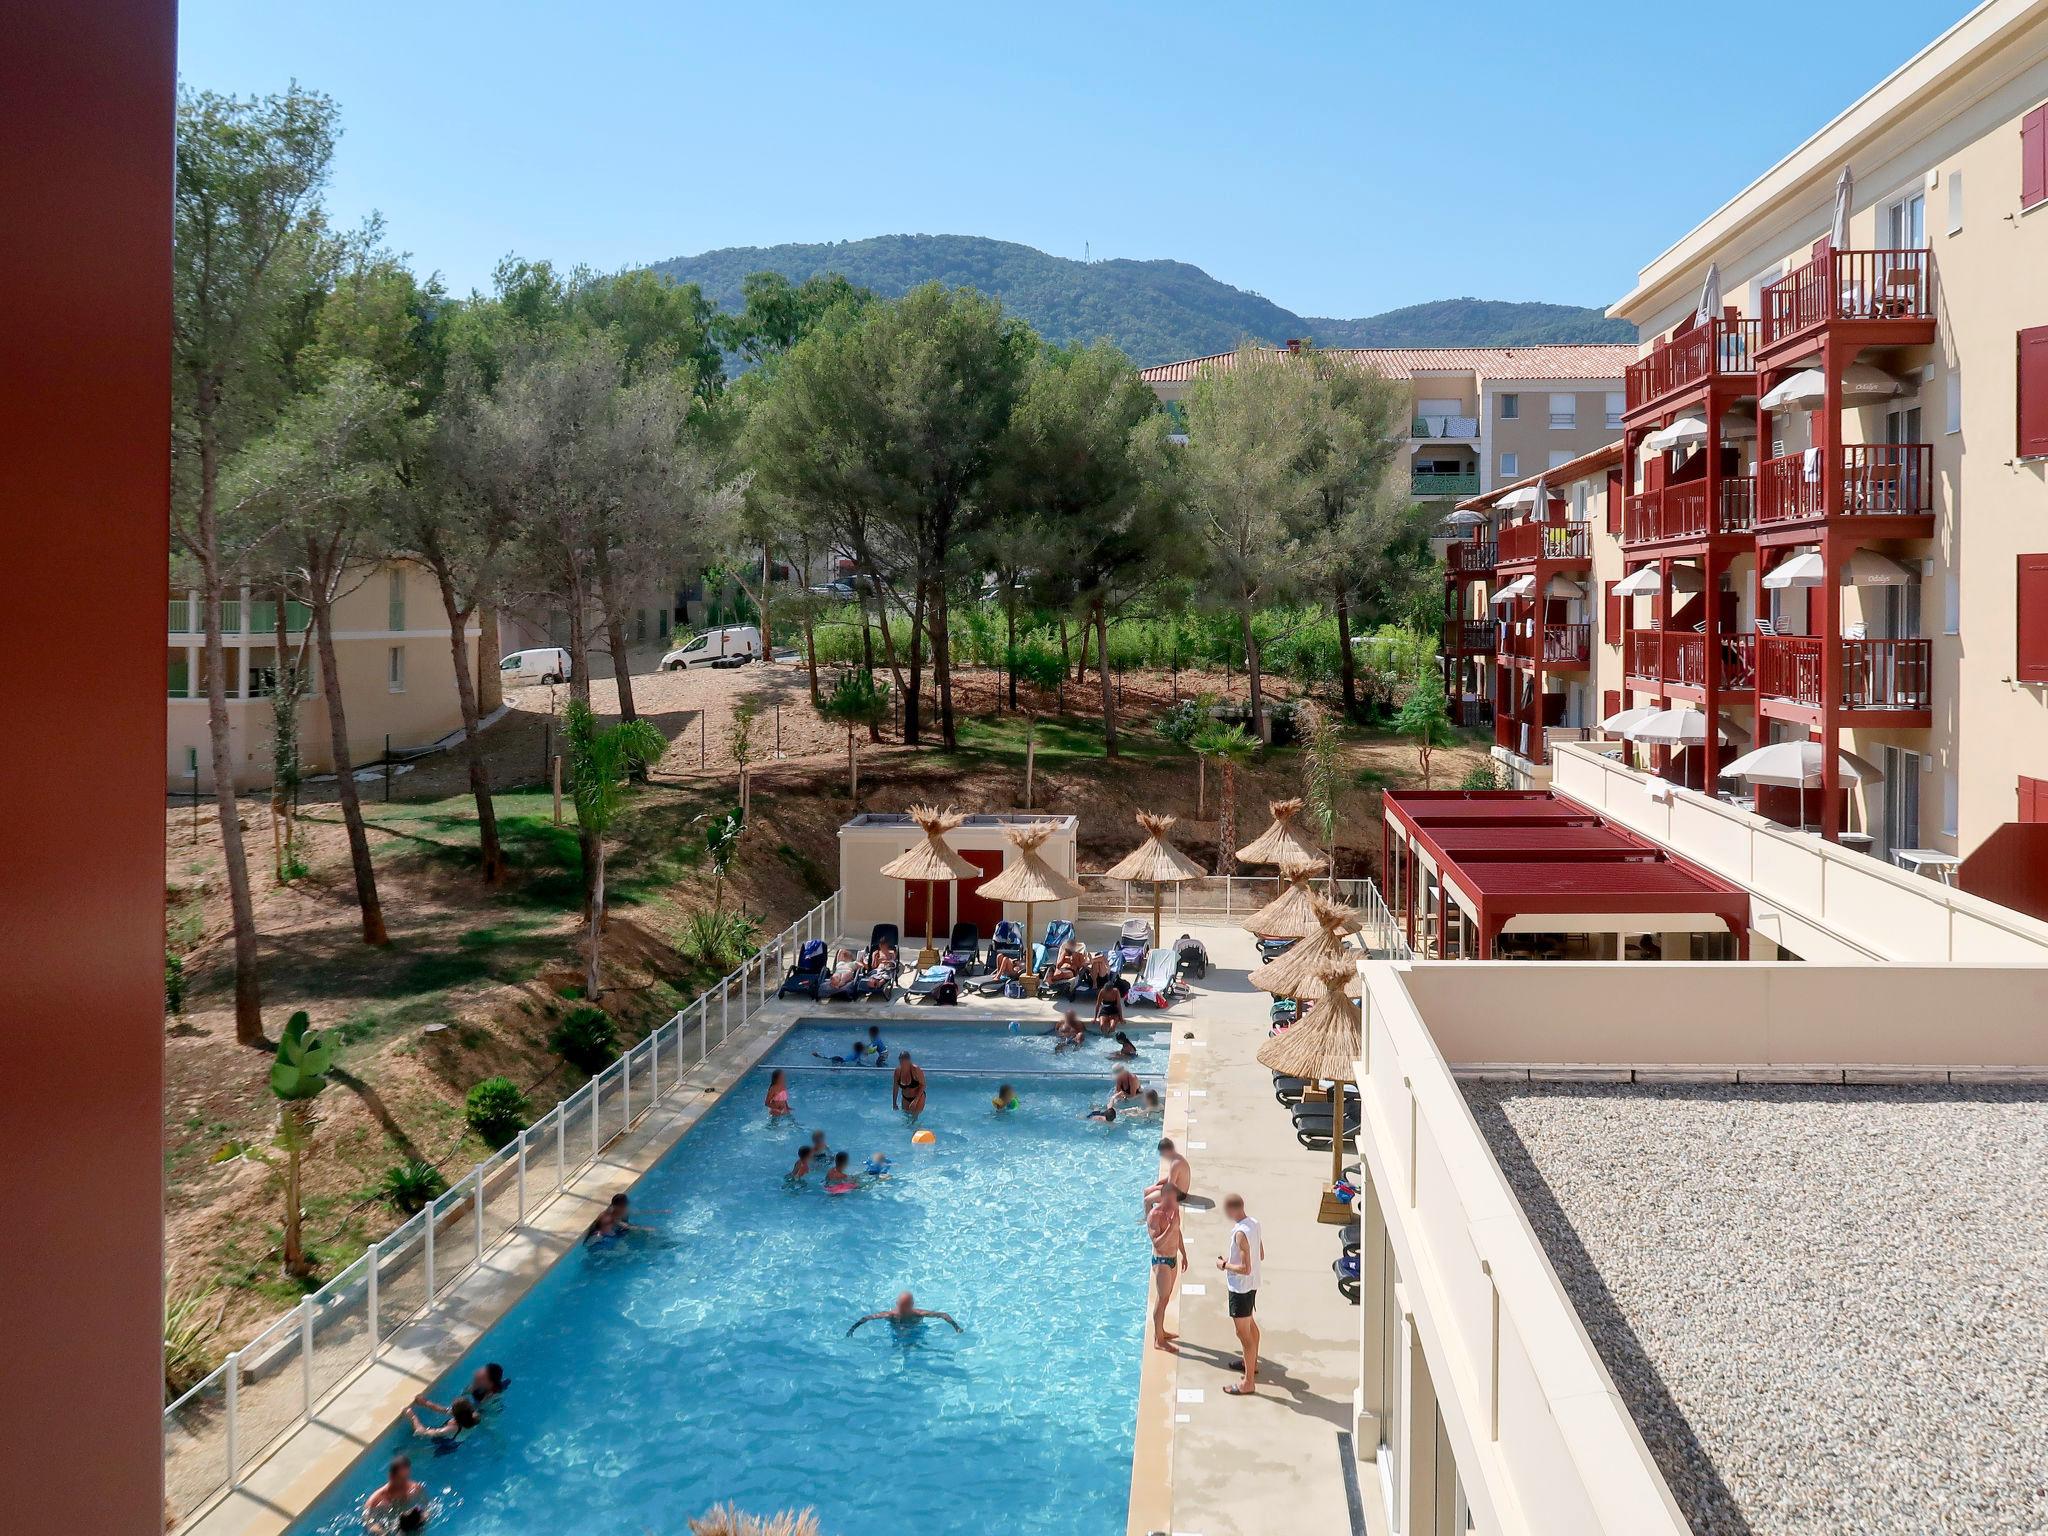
left=0, top=2, right=174, bottom=1526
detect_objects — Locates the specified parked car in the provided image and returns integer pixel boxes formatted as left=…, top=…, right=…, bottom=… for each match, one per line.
left=499, top=647, right=572, bottom=687
left=660, top=625, right=763, bottom=670
left=808, top=579, right=859, bottom=602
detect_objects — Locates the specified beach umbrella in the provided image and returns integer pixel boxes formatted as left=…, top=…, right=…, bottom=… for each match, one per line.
left=1760, top=362, right=1903, bottom=413
left=1102, top=811, right=1205, bottom=944
left=1441, top=508, right=1488, bottom=526
left=1236, top=797, right=1325, bottom=869
left=1256, top=955, right=1366, bottom=1221
left=1242, top=857, right=1330, bottom=941
left=1694, top=261, right=1723, bottom=327
left=1761, top=548, right=1917, bottom=589
left=1489, top=574, right=1535, bottom=606
left=1251, top=893, right=1363, bottom=999
left=1544, top=573, right=1586, bottom=600
left=1719, top=739, right=1884, bottom=831
left=975, top=820, right=1083, bottom=981
left=1830, top=165, right=1854, bottom=251
left=1629, top=708, right=1750, bottom=747
left=1601, top=704, right=1664, bottom=735
left=1612, top=567, right=1662, bottom=599
left=878, top=804, right=979, bottom=966
left=1644, top=416, right=1708, bottom=454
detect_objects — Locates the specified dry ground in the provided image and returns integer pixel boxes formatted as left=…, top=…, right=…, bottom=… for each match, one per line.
left=162, top=657, right=1488, bottom=1381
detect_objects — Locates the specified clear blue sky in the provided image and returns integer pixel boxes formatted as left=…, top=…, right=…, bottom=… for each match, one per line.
left=178, top=0, right=1976, bottom=318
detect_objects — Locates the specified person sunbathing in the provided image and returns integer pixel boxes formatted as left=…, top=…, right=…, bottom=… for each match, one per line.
left=1045, top=944, right=1084, bottom=986
left=988, top=951, right=1025, bottom=982
left=825, top=950, right=861, bottom=991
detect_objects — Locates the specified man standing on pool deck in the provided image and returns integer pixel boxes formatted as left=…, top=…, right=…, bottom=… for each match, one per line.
left=892, top=1050, right=927, bottom=1116
left=1216, top=1193, right=1264, bottom=1395
left=1146, top=1182, right=1187, bottom=1352
left=847, top=1290, right=962, bottom=1334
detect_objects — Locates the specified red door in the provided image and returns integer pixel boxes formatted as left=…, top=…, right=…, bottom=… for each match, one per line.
left=956, top=849, right=1005, bottom=938
left=902, top=880, right=950, bottom=942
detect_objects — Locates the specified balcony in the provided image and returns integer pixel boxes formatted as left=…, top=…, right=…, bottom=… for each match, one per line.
left=169, top=597, right=191, bottom=634
left=1759, top=248, right=1933, bottom=355
left=1444, top=539, right=1497, bottom=576
left=1624, top=317, right=1764, bottom=416
left=1758, top=635, right=1931, bottom=712
left=1497, top=520, right=1591, bottom=565
left=1627, top=630, right=1758, bottom=691
left=1622, top=478, right=1756, bottom=547
left=1413, top=470, right=1481, bottom=499
left=1756, top=443, right=1932, bottom=528
left=1412, top=414, right=1479, bottom=439
left=1445, top=619, right=1496, bottom=655
left=1542, top=622, right=1591, bottom=666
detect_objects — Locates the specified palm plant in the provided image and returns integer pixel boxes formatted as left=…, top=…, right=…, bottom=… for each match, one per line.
left=268, top=1010, right=333, bottom=1277
left=1298, top=700, right=1343, bottom=890
left=564, top=699, right=667, bottom=1000
left=1193, top=720, right=1258, bottom=874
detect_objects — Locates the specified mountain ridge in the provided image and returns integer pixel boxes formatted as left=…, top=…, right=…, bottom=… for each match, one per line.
left=649, top=234, right=1631, bottom=367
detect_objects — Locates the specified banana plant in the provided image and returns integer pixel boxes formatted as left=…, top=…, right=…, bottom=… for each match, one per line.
left=269, top=1010, right=332, bottom=1277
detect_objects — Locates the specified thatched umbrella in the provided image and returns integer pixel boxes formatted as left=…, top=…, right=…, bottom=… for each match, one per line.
left=975, top=820, right=1083, bottom=980
left=878, top=805, right=978, bottom=966
left=1236, top=797, right=1324, bottom=869
left=1241, top=856, right=1329, bottom=940
left=1249, top=892, right=1362, bottom=999
left=1256, top=956, right=1365, bottom=1223
left=1102, top=811, right=1205, bottom=945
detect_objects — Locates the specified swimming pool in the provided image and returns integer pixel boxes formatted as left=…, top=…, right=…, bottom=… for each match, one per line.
left=285, top=1020, right=1170, bottom=1535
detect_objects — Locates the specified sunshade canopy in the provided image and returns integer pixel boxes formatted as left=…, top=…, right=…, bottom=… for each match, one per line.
left=1759, top=362, right=1903, bottom=412
left=1495, top=483, right=1556, bottom=510
left=877, top=805, right=979, bottom=882
left=975, top=821, right=1084, bottom=904
left=1544, top=573, right=1587, bottom=600
left=1694, top=262, right=1723, bottom=327
left=1629, top=707, right=1750, bottom=747
left=1761, top=548, right=1917, bottom=589
left=1612, top=564, right=1703, bottom=598
left=1250, top=893, right=1362, bottom=998
left=1831, top=165, right=1854, bottom=250
left=1102, top=811, right=1206, bottom=885
left=1243, top=857, right=1331, bottom=940
left=1601, top=704, right=1664, bottom=734
left=1490, top=574, right=1535, bottom=605
left=1718, top=741, right=1884, bottom=787
left=1441, top=508, right=1488, bottom=526
left=1255, top=961, right=1364, bottom=1080
left=1644, top=416, right=1708, bottom=454
left=1237, top=798, right=1326, bottom=868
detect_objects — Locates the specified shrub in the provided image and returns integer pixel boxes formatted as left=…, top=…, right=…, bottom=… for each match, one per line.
left=464, top=1077, right=529, bottom=1149
left=682, top=908, right=760, bottom=971
left=164, top=952, right=185, bottom=1018
left=550, top=1006, right=619, bottom=1075
left=163, top=1284, right=219, bottom=1402
left=378, top=1158, right=447, bottom=1215
left=1459, top=763, right=1505, bottom=792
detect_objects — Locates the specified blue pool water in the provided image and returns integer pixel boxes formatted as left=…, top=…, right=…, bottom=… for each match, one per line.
left=289, top=1021, right=1170, bottom=1536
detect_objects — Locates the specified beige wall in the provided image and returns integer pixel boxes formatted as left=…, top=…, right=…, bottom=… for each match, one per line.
left=836, top=817, right=1080, bottom=942
left=1481, top=381, right=1623, bottom=486
left=167, top=562, right=474, bottom=791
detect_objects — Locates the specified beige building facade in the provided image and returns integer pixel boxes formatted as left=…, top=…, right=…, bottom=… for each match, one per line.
left=167, top=561, right=476, bottom=792
left=1138, top=343, right=1632, bottom=503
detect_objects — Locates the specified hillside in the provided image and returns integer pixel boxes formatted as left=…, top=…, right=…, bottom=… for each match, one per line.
left=650, top=234, right=1629, bottom=366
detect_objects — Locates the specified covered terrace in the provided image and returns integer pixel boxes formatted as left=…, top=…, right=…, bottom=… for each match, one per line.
left=1381, top=789, right=1750, bottom=959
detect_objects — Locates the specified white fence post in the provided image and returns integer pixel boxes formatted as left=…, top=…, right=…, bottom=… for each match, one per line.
left=300, top=1298, right=315, bottom=1415
left=722, top=983, right=730, bottom=1043
left=623, top=1046, right=632, bottom=1125
left=699, top=996, right=710, bottom=1065
left=555, top=1109, right=566, bottom=1192
left=224, top=1350, right=241, bottom=1489
left=516, top=1131, right=528, bottom=1225
left=591, top=1081, right=601, bottom=1161
left=472, top=1166, right=485, bottom=1269
left=366, top=1240, right=381, bottom=1355
left=424, top=1199, right=437, bottom=1306
left=648, top=1029, right=659, bottom=1106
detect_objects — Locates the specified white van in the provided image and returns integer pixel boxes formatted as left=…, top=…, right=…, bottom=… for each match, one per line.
left=660, top=625, right=762, bottom=671
left=499, top=647, right=572, bottom=687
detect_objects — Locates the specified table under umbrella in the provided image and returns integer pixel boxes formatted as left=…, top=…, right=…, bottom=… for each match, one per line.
left=974, top=820, right=1083, bottom=981
left=1257, top=957, right=1366, bottom=1224
left=1101, top=811, right=1205, bottom=946
left=877, top=804, right=979, bottom=967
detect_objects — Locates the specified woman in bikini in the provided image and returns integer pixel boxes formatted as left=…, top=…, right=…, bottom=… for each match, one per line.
left=764, top=1068, right=793, bottom=1118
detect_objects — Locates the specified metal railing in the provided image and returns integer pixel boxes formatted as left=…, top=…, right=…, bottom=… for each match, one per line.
left=1073, top=873, right=1374, bottom=921
left=1412, top=470, right=1482, bottom=499
left=1757, top=635, right=1930, bottom=710
left=1623, top=477, right=1755, bottom=545
left=1496, top=520, right=1590, bottom=564
left=1412, top=414, right=1479, bottom=439
left=1444, top=539, right=1497, bottom=575
left=162, top=889, right=844, bottom=1529
left=1359, top=878, right=1413, bottom=961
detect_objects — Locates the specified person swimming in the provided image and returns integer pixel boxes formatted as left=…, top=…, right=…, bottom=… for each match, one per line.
left=825, top=1152, right=860, bottom=1193
left=764, top=1068, right=793, bottom=1118
left=1110, top=1031, right=1138, bottom=1059
left=405, top=1393, right=479, bottom=1450
left=415, top=1363, right=508, bottom=1422
left=362, top=1453, right=425, bottom=1532
left=864, top=1151, right=893, bottom=1177
left=1108, top=1069, right=1144, bottom=1108
left=582, top=1193, right=644, bottom=1245
left=807, top=1129, right=831, bottom=1165
left=1086, top=1104, right=1119, bottom=1123
left=847, top=1290, right=962, bottom=1335
left=992, top=1084, right=1020, bottom=1111
left=789, top=1146, right=814, bottom=1182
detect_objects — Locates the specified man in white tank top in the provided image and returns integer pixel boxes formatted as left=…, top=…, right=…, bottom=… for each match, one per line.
left=1216, top=1192, right=1264, bottom=1396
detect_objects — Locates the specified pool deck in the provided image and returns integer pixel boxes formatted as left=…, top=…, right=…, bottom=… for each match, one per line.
left=180, top=919, right=1371, bottom=1536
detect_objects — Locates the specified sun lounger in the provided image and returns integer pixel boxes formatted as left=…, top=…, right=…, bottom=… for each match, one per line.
left=1127, top=947, right=1183, bottom=1009
left=907, top=964, right=957, bottom=1005
left=1114, top=919, right=1152, bottom=973
left=778, top=939, right=829, bottom=999
left=1030, top=919, right=1075, bottom=976
left=989, top=919, right=1024, bottom=963
left=1254, top=934, right=1295, bottom=964
left=941, top=922, right=981, bottom=975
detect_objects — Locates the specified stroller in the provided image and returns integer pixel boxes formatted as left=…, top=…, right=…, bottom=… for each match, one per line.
left=1031, top=918, right=1075, bottom=977
left=777, top=938, right=829, bottom=999
left=1173, top=934, right=1209, bottom=982
left=941, top=922, right=982, bottom=976
left=1127, top=947, right=1186, bottom=1009
left=1113, top=919, right=1152, bottom=973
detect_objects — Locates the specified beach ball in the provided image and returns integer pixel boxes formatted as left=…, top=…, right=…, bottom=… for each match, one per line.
left=911, top=1129, right=936, bottom=1145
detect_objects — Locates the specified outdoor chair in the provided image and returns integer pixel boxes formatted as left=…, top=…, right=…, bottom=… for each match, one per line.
left=777, top=939, right=829, bottom=1000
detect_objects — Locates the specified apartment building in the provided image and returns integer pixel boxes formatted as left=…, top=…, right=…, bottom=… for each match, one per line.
left=1137, top=342, right=1633, bottom=501
left=167, top=561, right=476, bottom=791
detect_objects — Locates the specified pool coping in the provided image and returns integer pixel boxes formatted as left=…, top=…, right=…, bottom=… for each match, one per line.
left=183, top=994, right=1178, bottom=1536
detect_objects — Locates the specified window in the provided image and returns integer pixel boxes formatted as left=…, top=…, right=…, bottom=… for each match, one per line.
left=658, top=609, right=670, bottom=638
left=1550, top=449, right=1573, bottom=471
left=388, top=644, right=407, bottom=692
left=1947, top=373, right=1962, bottom=435
left=388, top=567, right=405, bottom=631
left=2020, top=553, right=2048, bottom=684
left=247, top=647, right=278, bottom=698
left=1498, top=451, right=1518, bottom=478
left=1880, top=747, right=1921, bottom=860
left=1549, top=392, right=1576, bottom=428
left=2023, top=103, right=2048, bottom=211
left=1884, top=191, right=1925, bottom=249
left=2020, top=326, right=2048, bottom=458
left=1947, top=171, right=1964, bottom=234
left=1499, top=393, right=1519, bottom=420
left=1605, top=391, right=1624, bottom=428
left=635, top=608, right=648, bottom=643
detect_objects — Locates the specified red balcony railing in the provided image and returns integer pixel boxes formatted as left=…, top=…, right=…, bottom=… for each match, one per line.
left=1625, top=631, right=1758, bottom=689
left=1542, top=622, right=1591, bottom=665
left=1497, top=521, right=1591, bottom=564
left=1756, top=443, right=1933, bottom=527
left=1758, top=635, right=1931, bottom=710
left=1445, top=619, right=1495, bottom=654
left=1445, top=539, right=1497, bottom=575
left=1622, top=477, right=1757, bottom=546
left=1760, top=248, right=1933, bottom=350
left=1624, top=317, right=1765, bottom=413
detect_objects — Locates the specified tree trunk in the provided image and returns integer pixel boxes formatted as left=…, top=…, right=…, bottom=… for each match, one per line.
left=1335, top=584, right=1359, bottom=718
left=932, top=582, right=957, bottom=751
left=476, top=605, right=503, bottom=716
left=903, top=578, right=927, bottom=746
left=1216, top=760, right=1239, bottom=875
left=1004, top=591, right=1018, bottom=710
left=586, top=836, right=605, bottom=999
left=847, top=729, right=858, bottom=802
left=594, top=547, right=639, bottom=723
left=280, top=1111, right=307, bottom=1276
left=310, top=576, right=388, bottom=946
left=565, top=585, right=602, bottom=928
left=434, top=571, right=503, bottom=883
left=271, top=585, right=292, bottom=882
left=195, top=424, right=265, bottom=1045
left=1238, top=602, right=1265, bottom=741
left=1095, top=599, right=1119, bottom=758
left=758, top=543, right=773, bottom=660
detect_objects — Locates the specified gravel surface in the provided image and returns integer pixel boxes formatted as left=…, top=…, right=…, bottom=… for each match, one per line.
left=1461, top=1080, right=2048, bottom=1536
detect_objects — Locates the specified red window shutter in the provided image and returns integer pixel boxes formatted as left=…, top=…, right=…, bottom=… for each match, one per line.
left=1603, top=689, right=1620, bottom=725
left=2019, top=553, right=2048, bottom=684
left=2023, top=104, right=2048, bottom=210
left=2021, top=775, right=2048, bottom=824
left=2020, top=325, right=2048, bottom=458
left=1605, top=467, right=1623, bottom=534
left=1603, top=580, right=1622, bottom=639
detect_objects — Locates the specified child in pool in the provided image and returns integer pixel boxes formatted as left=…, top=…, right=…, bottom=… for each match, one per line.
left=824, top=1152, right=860, bottom=1193
left=992, top=1084, right=1020, bottom=1111
left=807, top=1128, right=831, bottom=1165
left=864, top=1152, right=893, bottom=1177
left=764, top=1069, right=793, bottom=1118
left=788, top=1146, right=814, bottom=1182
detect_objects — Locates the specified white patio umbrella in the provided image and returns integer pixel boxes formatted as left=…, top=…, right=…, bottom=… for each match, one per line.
left=1495, top=483, right=1552, bottom=510
left=1644, top=416, right=1709, bottom=454
left=1719, top=738, right=1883, bottom=830
left=1602, top=704, right=1664, bottom=735
left=1762, top=548, right=1918, bottom=589
left=1544, top=573, right=1586, bottom=599
left=1631, top=707, right=1751, bottom=747
left=1612, top=567, right=1662, bottom=599
left=1830, top=166, right=1854, bottom=250
left=1489, top=575, right=1534, bottom=605
left=1441, top=507, right=1488, bottom=526
left=1694, top=262, right=1723, bottom=327
left=1759, top=362, right=1904, bottom=412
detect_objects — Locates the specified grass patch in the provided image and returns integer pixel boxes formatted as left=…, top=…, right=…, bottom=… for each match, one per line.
left=948, top=714, right=1175, bottom=766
